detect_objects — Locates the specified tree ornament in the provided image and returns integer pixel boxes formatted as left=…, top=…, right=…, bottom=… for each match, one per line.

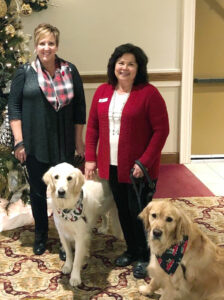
left=21, top=3, right=32, bottom=15
left=0, top=0, right=7, bottom=18
left=5, top=62, right=12, bottom=68
left=5, top=24, right=16, bottom=37
left=18, top=56, right=26, bottom=64
left=0, top=43, right=5, bottom=56
left=39, top=0, right=47, bottom=7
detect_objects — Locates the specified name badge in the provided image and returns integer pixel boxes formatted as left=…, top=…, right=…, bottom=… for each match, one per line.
left=99, top=98, right=108, bottom=103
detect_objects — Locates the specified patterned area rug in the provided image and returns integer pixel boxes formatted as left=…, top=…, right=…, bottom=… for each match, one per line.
left=0, top=197, right=224, bottom=300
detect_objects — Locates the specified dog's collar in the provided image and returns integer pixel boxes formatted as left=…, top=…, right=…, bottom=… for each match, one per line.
left=56, top=190, right=86, bottom=222
left=156, top=235, right=188, bottom=275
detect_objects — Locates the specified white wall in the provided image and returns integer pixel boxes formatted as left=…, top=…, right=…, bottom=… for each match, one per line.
left=22, top=0, right=182, bottom=154
left=22, top=0, right=182, bottom=72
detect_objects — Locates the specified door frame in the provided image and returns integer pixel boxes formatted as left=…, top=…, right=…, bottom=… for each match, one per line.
left=180, top=0, right=196, bottom=164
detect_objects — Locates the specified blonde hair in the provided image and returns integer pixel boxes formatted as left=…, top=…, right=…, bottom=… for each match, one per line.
left=34, top=23, right=60, bottom=47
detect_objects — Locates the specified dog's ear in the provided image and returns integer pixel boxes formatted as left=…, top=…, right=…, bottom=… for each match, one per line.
left=42, top=167, right=55, bottom=192
left=73, top=169, right=85, bottom=193
left=175, top=209, right=190, bottom=241
left=139, top=202, right=152, bottom=231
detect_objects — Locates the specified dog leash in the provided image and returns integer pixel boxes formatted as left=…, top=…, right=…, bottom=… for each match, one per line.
left=21, top=162, right=29, bottom=182
left=130, top=160, right=155, bottom=211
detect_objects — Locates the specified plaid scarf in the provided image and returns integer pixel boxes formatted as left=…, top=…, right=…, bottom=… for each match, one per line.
left=36, top=56, right=74, bottom=111
left=156, top=235, right=188, bottom=275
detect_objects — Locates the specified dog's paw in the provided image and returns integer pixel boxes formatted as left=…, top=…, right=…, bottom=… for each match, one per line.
left=69, top=276, right=81, bottom=287
left=62, top=263, right=72, bottom=274
left=139, top=284, right=153, bottom=296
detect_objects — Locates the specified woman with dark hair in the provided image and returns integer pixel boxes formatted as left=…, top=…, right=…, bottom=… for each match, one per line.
left=85, top=43, right=169, bottom=279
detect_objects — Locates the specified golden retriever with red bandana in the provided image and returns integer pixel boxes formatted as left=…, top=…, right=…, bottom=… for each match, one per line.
left=138, top=200, right=224, bottom=300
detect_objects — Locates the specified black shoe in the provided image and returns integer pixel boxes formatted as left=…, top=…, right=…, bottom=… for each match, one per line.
left=115, top=251, right=137, bottom=267
left=33, top=241, right=46, bottom=255
left=59, top=247, right=66, bottom=261
left=33, top=232, right=47, bottom=255
left=133, top=261, right=148, bottom=279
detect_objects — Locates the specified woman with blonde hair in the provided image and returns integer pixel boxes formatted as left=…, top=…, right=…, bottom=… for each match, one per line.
left=8, top=23, right=86, bottom=256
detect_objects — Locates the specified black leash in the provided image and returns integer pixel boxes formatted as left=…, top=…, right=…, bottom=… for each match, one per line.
left=21, top=162, right=29, bottom=182
left=130, top=160, right=155, bottom=211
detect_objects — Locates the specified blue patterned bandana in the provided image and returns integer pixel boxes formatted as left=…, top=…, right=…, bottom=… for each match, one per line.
left=156, top=236, right=188, bottom=275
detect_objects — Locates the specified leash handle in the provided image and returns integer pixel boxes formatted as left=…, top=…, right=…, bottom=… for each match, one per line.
left=130, top=160, right=156, bottom=211
left=134, top=160, right=155, bottom=191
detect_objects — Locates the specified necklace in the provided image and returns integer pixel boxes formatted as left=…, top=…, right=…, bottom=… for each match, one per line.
left=109, top=91, right=129, bottom=136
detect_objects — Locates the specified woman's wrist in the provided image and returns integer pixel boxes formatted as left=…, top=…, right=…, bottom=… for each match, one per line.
left=14, top=139, right=23, bottom=145
left=14, top=141, right=24, bottom=151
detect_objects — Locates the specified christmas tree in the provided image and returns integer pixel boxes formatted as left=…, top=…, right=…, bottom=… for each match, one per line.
left=0, top=0, right=32, bottom=91
left=0, top=0, right=49, bottom=91
left=0, top=0, right=49, bottom=201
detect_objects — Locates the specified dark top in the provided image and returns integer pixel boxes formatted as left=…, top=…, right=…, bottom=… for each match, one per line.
left=8, top=62, right=86, bottom=165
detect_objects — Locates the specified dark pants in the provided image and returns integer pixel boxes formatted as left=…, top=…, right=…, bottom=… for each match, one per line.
left=26, top=155, right=51, bottom=234
left=109, top=165, right=157, bottom=262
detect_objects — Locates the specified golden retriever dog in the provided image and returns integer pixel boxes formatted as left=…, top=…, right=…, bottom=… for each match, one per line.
left=43, top=162, right=121, bottom=287
left=138, top=200, right=224, bottom=300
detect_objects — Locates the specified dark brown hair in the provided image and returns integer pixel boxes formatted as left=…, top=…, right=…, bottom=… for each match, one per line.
left=107, top=43, right=149, bottom=86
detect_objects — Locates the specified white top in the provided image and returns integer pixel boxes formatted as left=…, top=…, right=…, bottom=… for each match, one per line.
left=109, top=90, right=129, bottom=166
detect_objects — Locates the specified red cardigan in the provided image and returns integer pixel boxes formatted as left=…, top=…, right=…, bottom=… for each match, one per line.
left=85, top=83, right=169, bottom=183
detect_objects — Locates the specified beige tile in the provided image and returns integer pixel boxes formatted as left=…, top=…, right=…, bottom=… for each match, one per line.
left=207, top=163, right=224, bottom=179
left=204, top=183, right=224, bottom=196
left=185, top=162, right=224, bottom=196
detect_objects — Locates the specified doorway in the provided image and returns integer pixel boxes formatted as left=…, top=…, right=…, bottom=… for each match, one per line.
left=192, top=0, right=224, bottom=158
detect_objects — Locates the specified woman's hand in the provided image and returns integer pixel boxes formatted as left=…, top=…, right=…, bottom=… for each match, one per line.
left=75, top=139, right=85, bottom=157
left=132, top=163, right=144, bottom=178
left=10, top=120, right=25, bottom=163
left=14, top=145, right=26, bottom=164
left=85, top=161, right=96, bottom=179
left=75, top=124, right=85, bottom=157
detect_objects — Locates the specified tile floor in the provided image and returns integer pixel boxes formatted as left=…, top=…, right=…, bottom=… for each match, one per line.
left=185, top=160, right=224, bottom=196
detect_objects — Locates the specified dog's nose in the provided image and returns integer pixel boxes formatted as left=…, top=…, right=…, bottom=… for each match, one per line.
left=58, top=188, right=65, bottom=198
left=153, top=229, right=162, bottom=239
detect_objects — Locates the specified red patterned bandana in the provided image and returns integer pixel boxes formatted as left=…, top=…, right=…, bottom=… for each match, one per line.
left=156, top=235, right=188, bottom=275
left=36, top=56, right=74, bottom=111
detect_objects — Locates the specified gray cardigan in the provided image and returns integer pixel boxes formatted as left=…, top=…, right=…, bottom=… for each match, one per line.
left=8, top=62, right=86, bottom=165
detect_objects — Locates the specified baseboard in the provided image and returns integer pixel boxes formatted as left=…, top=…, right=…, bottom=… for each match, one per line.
left=191, top=154, right=224, bottom=160
left=161, top=152, right=179, bottom=164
